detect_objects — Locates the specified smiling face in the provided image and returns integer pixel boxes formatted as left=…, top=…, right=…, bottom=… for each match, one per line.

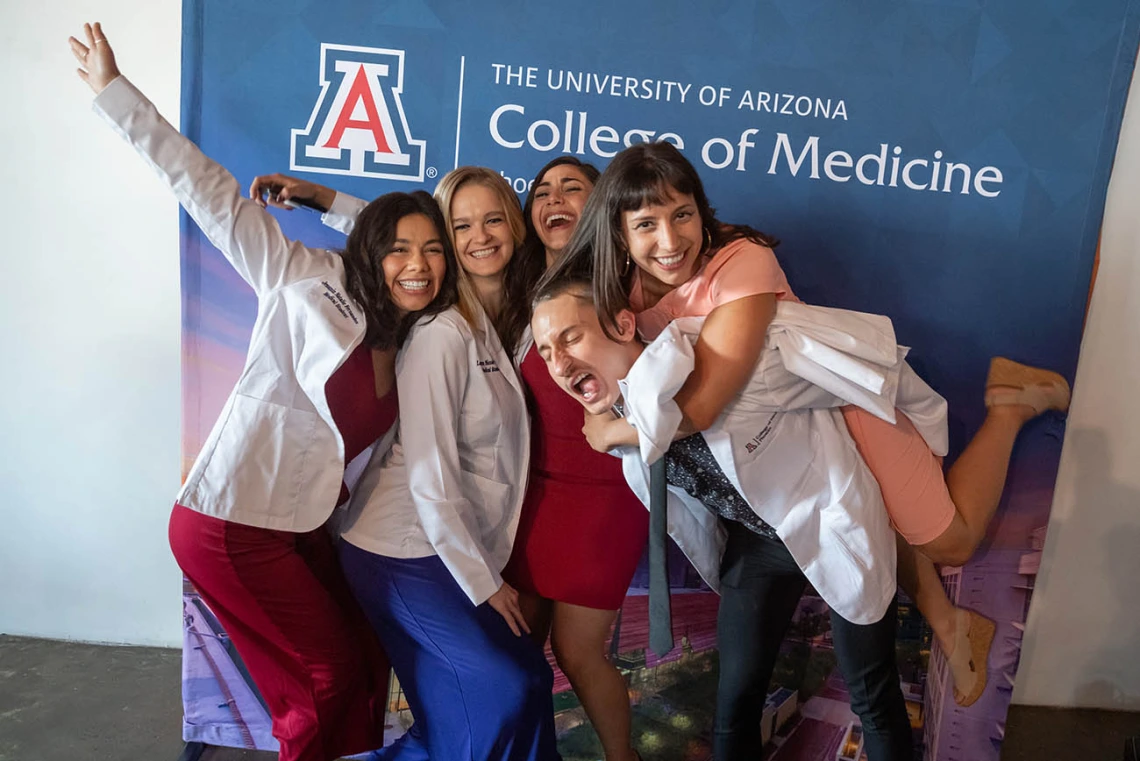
left=531, top=290, right=642, bottom=415
left=380, top=212, right=448, bottom=314
left=449, top=182, right=515, bottom=282
left=621, top=187, right=704, bottom=289
left=531, top=164, right=594, bottom=257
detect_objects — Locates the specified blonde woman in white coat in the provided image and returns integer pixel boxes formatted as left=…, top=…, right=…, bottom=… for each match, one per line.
left=69, top=24, right=459, bottom=761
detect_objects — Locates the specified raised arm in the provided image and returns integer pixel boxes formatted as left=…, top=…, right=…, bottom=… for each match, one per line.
left=70, top=23, right=328, bottom=295
left=396, top=319, right=529, bottom=635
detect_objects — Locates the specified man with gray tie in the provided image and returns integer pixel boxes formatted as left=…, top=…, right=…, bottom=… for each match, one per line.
left=528, top=274, right=918, bottom=761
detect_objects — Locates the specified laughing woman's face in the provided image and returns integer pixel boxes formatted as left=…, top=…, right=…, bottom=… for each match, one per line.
left=621, top=187, right=704, bottom=289
left=530, top=164, right=594, bottom=257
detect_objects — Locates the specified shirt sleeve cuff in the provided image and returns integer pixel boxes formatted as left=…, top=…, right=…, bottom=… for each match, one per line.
left=466, top=567, right=504, bottom=607
left=91, top=76, right=140, bottom=123
left=321, top=191, right=368, bottom=234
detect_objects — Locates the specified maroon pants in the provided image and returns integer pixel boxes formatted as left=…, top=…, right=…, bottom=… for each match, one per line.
left=169, top=504, right=389, bottom=761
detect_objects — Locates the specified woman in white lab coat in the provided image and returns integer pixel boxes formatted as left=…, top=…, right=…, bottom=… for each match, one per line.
left=69, top=24, right=458, bottom=761
left=326, top=166, right=561, bottom=761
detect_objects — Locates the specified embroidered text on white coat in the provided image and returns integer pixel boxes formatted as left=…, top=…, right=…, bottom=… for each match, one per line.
left=744, top=412, right=779, bottom=454
left=321, top=281, right=359, bottom=324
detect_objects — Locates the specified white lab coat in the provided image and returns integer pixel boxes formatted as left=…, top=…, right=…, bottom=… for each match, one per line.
left=617, top=302, right=949, bottom=624
left=320, top=196, right=532, bottom=606
left=339, top=306, right=531, bottom=606
left=94, top=76, right=388, bottom=532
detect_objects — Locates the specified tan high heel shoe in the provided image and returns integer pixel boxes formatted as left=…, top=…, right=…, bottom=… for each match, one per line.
left=985, top=357, right=1071, bottom=414
left=948, top=608, right=996, bottom=707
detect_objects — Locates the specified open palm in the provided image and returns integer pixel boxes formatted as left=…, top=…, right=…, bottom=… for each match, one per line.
left=68, top=22, right=121, bottom=94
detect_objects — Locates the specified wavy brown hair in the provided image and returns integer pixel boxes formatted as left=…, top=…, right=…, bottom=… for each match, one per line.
left=341, top=190, right=458, bottom=349
left=553, top=141, right=779, bottom=340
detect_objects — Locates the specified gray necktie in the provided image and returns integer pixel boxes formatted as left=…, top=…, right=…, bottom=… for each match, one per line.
left=648, top=457, right=674, bottom=657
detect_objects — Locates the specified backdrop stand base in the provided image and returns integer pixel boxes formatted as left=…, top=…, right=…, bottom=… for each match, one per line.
left=178, top=741, right=208, bottom=761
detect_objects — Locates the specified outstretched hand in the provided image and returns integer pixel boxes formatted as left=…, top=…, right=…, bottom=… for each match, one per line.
left=69, top=22, right=121, bottom=95
left=249, top=173, right=337, bottom=212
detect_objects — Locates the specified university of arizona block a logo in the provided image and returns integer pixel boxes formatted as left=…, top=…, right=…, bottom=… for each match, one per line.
left=291, top=44, right=426, bottom=181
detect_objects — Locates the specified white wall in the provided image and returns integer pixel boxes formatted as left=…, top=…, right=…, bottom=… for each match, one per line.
left=1013, top=63, right=1140, bottom=710
left=0, top=4, right=183, bottom=646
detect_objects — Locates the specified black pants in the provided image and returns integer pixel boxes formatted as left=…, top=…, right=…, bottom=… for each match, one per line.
left=714, top=521, right=913, bottom=761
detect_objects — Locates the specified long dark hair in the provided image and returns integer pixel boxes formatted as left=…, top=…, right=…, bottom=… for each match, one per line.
left=534, top=211, right=597, bottom=312
left=341, top=190, right=458, bottom=349
left=555, top=141, right=780, bottom=339
left=497, top=156, right=601, bottom=354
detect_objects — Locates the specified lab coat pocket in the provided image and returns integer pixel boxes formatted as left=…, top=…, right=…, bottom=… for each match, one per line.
left=459, top=470, right=514, bottom=547
left=205, top=393, right=320, bottom=520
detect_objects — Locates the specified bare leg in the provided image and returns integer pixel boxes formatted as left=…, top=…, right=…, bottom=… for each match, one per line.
left=935, top=405, right=1036, bottom=556
left=549, top=602, right=637, bottom=761
left=846, top=404, right=1029, bottom=568
left=518, top=590, right=554, bottom=648
left=897, top=534, right=994, bottom=707
left=914, top=357, right=1069, bottom=565
left=897, top=534, right=955, bottom=649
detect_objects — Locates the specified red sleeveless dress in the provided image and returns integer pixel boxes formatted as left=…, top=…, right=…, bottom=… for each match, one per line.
left=503, top=344, right=649, bottom=610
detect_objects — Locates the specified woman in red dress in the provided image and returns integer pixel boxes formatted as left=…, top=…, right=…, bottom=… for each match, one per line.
left=502, top=157, right=649, bottom=761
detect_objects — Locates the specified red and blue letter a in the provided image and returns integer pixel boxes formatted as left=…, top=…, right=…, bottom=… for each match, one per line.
left=292, top=44, right=426, bottom=181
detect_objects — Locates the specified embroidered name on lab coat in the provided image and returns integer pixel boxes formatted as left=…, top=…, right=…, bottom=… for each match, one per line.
left=477, top=358, right=501, bottom=374
left=744, top=412, right=780, bottom=453
left=321, top=281, right=359, bottom=325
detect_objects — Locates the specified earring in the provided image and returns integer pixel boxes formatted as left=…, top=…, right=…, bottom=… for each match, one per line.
left=702, top=226, right=713, bottom=254
left=621, top=250, right=632, bottom=277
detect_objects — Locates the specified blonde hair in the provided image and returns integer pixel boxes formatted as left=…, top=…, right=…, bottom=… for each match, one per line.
left=433, top=166, right=526, bottom=331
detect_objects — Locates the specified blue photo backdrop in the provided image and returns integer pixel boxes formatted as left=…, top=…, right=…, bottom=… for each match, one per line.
left=177, top=2, right=1140, bottom=758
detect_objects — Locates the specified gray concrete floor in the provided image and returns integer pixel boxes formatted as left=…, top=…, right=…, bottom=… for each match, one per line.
left=0, top=634, right=183, bottom=761
left=2, top=633, right=1138, bottom=761
left=1002, top=704, right=1140, bottom=761
left=0, top=633, right=310, bottom=761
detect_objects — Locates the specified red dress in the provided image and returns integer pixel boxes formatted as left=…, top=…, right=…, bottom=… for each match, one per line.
left=503, top=345, right=649, bottom=610
left=325, top=344, right=399, bottom=503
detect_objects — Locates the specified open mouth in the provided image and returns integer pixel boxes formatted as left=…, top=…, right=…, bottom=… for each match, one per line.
left=466, top=245, right=499, bottom=260
left=545, top=213, right=575, bottom=231
left=654, top=251, right=687, bottom=270
left=570, top=371, right=603, bottom=403
left=397, top=279, right=431, bottom=293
